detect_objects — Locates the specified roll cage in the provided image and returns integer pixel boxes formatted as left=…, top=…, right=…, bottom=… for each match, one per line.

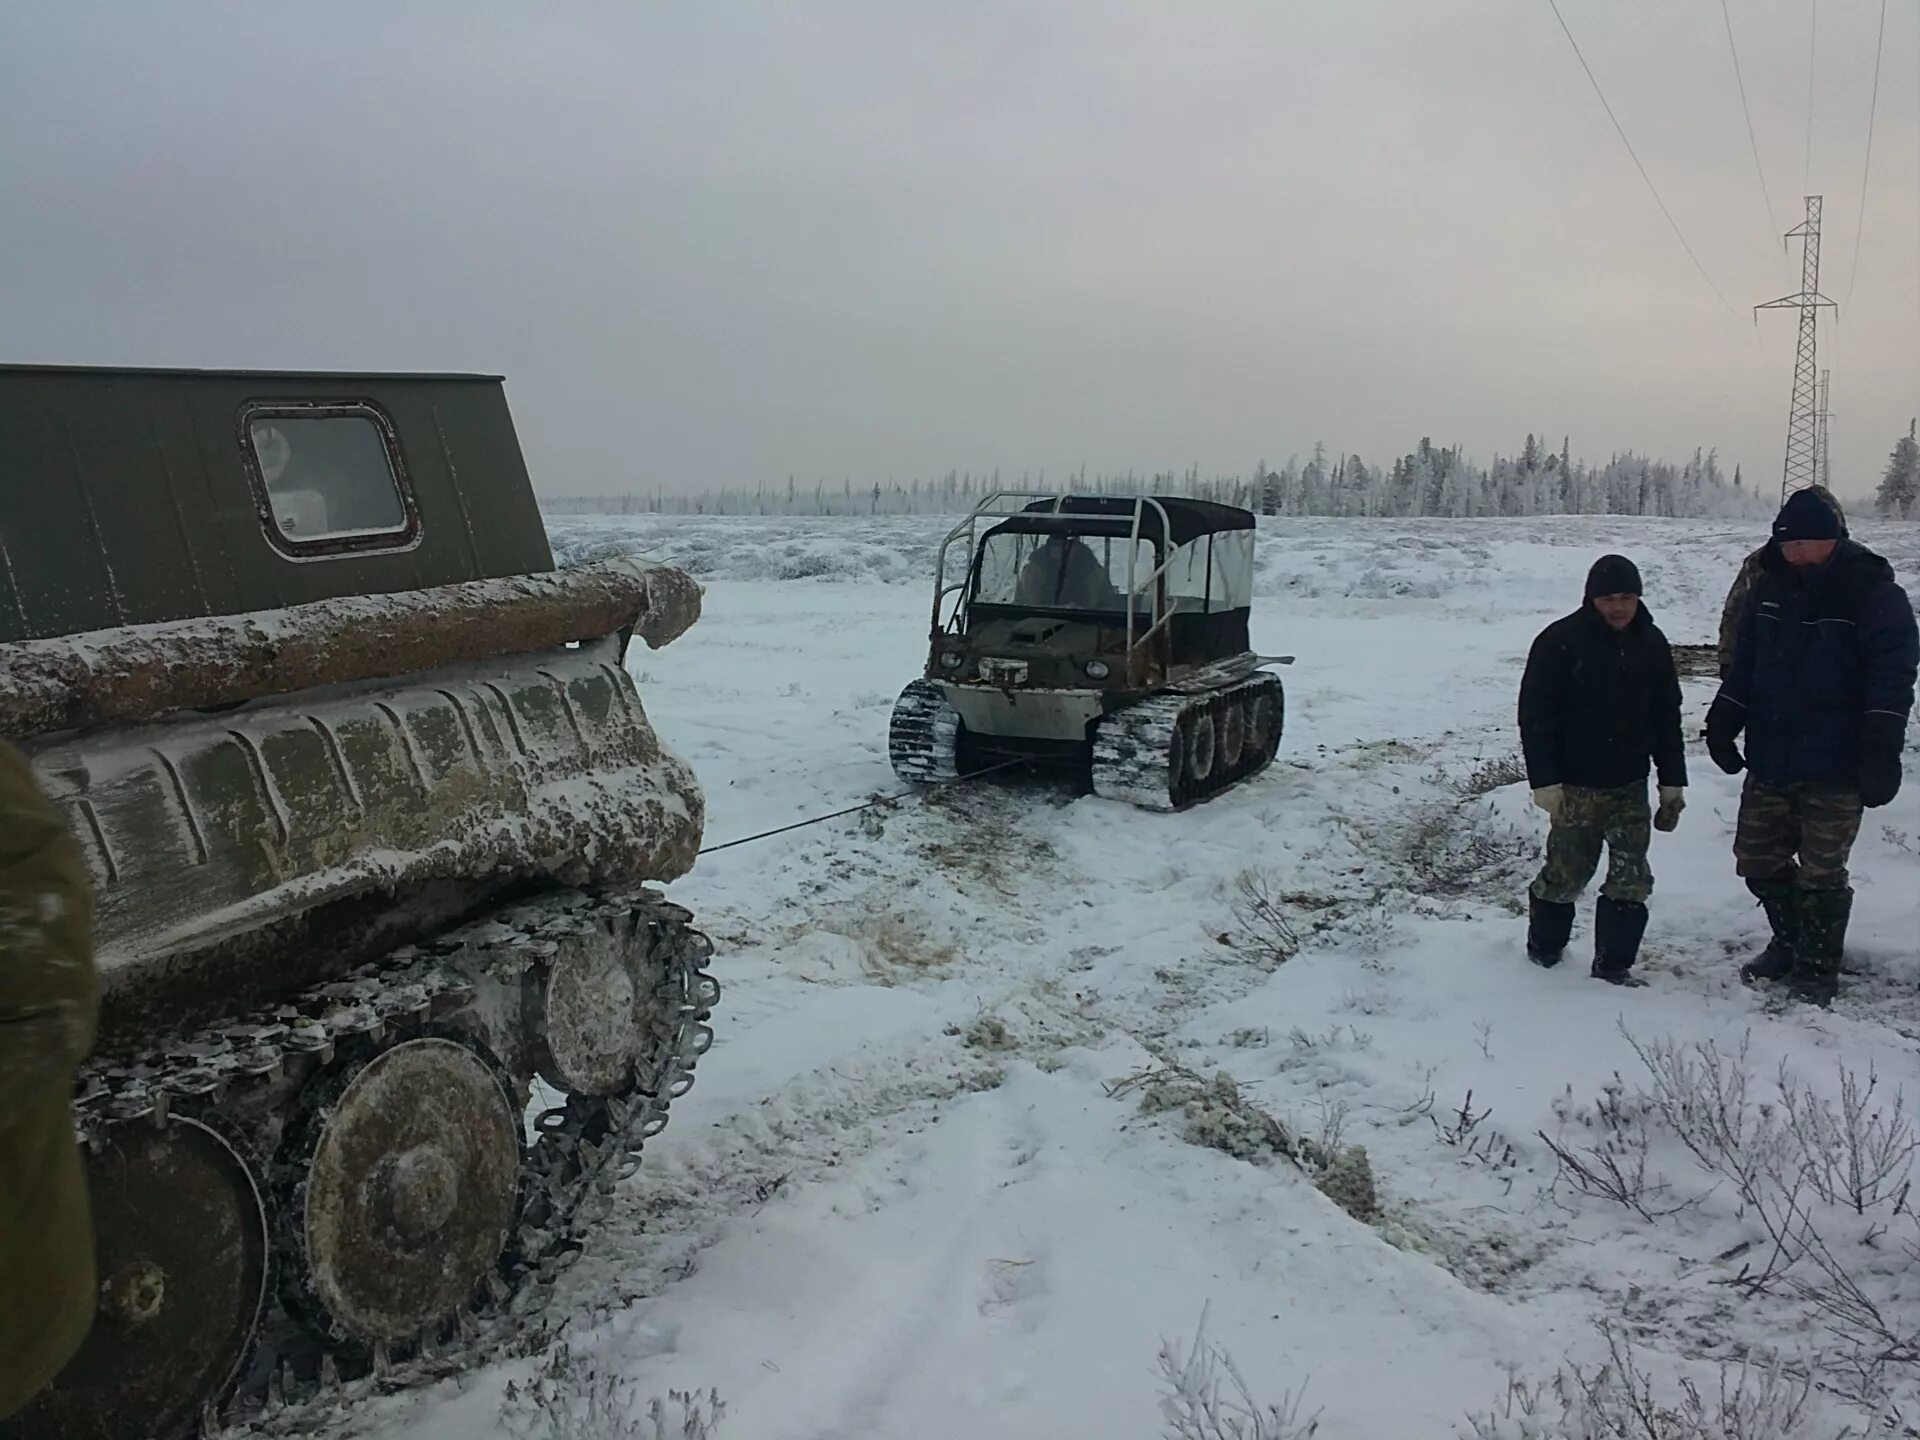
left=931, top=492, right=1251, bottom=686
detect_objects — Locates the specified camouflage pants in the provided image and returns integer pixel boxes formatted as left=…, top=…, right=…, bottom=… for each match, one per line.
left=1734, top=778, right=1863, bottom=890
left=1530, top=783, right=1654, bottom=906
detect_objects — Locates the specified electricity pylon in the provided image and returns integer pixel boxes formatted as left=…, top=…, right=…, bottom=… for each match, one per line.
left=1756, top=196, right=1837, bottom=502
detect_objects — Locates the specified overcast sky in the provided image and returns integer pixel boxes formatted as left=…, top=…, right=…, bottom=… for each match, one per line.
left=3, top=2, right=1916, bottom=501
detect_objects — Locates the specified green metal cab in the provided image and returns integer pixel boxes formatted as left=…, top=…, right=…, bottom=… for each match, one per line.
left=0, top=364, right=552, bottom=643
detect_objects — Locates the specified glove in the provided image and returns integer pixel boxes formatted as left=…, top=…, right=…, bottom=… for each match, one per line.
left=1859, top=713, right=1907, bottom=809
left=1531, top=784, right=1565, bottom=822
left=1705, top=696, right=1746, bottom=776
left=1654, top=785, right=1685, bottom=832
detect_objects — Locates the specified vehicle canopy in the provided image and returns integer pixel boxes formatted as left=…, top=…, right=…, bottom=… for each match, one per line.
left=0, top=364, right=552, bottom=644
left=965, top=495, right=1255, bottom=660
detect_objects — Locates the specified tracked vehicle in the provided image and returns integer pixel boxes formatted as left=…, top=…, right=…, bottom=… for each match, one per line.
left=0, top=365, right=717, bottom=1439
left=889, top=493, right=1286, bottom=810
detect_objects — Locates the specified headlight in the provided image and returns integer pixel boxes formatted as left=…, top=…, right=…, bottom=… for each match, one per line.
left=1084, top=659, right=1111, bottom=680
left=939, top=650, right=964, bottom=669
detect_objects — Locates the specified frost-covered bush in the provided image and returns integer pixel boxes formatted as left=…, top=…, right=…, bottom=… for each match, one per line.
left=1141, top=1070, right=1294, bottom=1166
left=1459, top=1323, right=1840, bottom=1440
left=1224, top=870, right=1300, bottom=967
left=1157, top=1309, right=1320, bottom=1439
left=1536, top=1030, right=1920, bottom=1418
left=1313, top=1145, right=1378, bottom=1223
left=1392, top=798, right=1535, bottom=899
left=1110, top=1061, right=1297, bottom=1167
left=500, top=1344, right=726, bottom=1440
left=1448, top=753, right=1529, bottom=800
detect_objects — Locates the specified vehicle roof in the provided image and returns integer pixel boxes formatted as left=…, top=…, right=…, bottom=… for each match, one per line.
left=0, top=365, right=550, bottom=643
left=0, top=363, right=505, bottom=383
left=1004, top=495, right=1255, bottom=546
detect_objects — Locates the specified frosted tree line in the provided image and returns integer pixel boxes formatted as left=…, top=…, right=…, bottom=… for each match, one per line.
left=544, top=433, right=1772, bottom=520
left=1876, top=421, right=1918, bottom=519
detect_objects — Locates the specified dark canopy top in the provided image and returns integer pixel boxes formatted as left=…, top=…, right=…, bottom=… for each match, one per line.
left=1006, top=496, right=1254, bottom=547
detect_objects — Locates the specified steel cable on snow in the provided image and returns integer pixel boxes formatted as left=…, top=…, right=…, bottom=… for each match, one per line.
left=697, top=756, right=1030, bottom=856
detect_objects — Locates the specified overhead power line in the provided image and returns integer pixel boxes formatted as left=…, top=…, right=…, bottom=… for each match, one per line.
left=1544, top=0, right=1741, bottom=319
left=1841, top=0, right=1888, bottom=313
left=1804, top=0, right=1817, bottom=194
left=1719, top=0, right=1780, bottom=242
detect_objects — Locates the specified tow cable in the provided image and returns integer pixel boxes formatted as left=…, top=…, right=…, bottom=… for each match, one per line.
left=696, top=757, right=1031, bottom=857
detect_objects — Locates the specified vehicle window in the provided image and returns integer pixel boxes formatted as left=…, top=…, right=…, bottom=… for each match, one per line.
left=1165, top=530, right=1254, bottom=610
left=246, top=410, right=409, bottom=545
left=974, top=532, right=1152, bottom=612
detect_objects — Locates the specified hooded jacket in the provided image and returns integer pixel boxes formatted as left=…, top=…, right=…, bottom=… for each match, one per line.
left=1719, top=538, right=1918, bottom=785
left=0, top=741, right=98, bottom=1420
left=1717, top=487, right=1848, bottom=681
left=1519, top=595, right=1687, bottom=793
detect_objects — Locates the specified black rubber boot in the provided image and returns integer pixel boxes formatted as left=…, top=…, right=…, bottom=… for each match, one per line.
left=1785, top=887, right=1851, bottom=1008
left=1739, top=880, right=1800, bottom=983
left=1592, top=894, right=1649, bottom=987
left=1527, top=894, right=1575, bottom=968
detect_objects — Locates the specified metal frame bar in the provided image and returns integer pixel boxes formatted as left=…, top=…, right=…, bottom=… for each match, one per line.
left=930, top=490, right=1178, bottom=684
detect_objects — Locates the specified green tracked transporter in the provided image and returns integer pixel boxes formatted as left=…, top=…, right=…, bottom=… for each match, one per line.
left=0, top=365, right=718, bottom=1439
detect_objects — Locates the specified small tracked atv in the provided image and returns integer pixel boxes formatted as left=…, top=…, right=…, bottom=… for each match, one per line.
left=889, top=493, right=1287, bottom=810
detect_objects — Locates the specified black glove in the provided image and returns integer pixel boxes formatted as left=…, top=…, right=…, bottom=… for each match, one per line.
left=1859, top=712, right=1907, bottom=809
left=1704, top=696, right=1746, bottom=776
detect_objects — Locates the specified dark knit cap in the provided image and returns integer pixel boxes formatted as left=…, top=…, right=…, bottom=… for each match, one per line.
left=1585, top=554, right=1643, bottom=601
left=1773, top=487, right=1844, bottom=542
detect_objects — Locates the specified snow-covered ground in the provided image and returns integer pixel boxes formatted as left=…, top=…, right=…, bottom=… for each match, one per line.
left=338, top=515, right=1919, bottom=1439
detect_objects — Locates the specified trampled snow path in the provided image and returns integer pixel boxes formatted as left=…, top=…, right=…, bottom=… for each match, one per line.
left=316, top=516, right=1918, bottom=1439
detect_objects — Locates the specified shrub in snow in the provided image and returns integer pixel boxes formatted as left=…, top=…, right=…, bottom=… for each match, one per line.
left=1313, top=1145, right=1379, bottom=1223
left=1539, top=1075, right=1693, bottom=1223
left=962, top=1013, right=1016, bottom=1051
left=1155, top=1072, right=1295, bottom=1166
left=1387, top=798, right=1535, bottom=900
left=500, top=1344, right=726, bottom=1440
left=1447, top=753, right=1529, bottom=800
left=1224, top=870, right=1300, bottom=967
left=1536, top=1029, right=1920, bottom=1417
left=1157, top=1308, right=1320, bottom=1439
left=1458, top=1322, right=1843, bottom=1440
left=1110, top=1061, right=1298, bottom=1168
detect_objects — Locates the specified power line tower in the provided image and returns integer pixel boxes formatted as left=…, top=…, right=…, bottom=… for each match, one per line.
left=1814, top=368, right=1832, bottom=490
left=1756, top=196, right=1837, bottom=501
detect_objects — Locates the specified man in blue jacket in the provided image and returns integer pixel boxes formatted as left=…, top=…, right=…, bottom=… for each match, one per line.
left=1706, top=488, right=1919, bottom=1006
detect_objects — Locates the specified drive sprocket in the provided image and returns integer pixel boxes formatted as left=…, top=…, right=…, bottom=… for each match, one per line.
left=6, top=1115, right=270, bottom=1440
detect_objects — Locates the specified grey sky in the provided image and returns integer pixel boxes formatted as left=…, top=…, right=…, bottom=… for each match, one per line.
left=3, top=2, right=1916, bottom=501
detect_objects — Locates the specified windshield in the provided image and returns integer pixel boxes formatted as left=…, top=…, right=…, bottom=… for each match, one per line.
left=973, top=531, right=1153, bottom=613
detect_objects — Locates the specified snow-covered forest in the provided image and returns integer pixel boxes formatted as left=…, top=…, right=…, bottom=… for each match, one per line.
left=1878, top=423, right=1919, bottom=518
left=546, top=435, right=1771, bottom=520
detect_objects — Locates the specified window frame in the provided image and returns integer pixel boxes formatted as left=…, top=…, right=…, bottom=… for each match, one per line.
left=237, top=399, right=422, bottom=560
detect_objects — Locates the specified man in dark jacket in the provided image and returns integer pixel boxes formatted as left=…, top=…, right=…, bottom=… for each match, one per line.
left=1706, top=488, right=1919, bottom=1006
left=0, top=740, right=99, bottom=1421
left=1518, top=554, right=1687, bottom=984
left=1717, top=486, right=1847, bottom=680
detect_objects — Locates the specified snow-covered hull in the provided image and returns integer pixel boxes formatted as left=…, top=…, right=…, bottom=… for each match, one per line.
left=6, top=564, right=719, bottom=1440
left=30, top=637, right=702, bottom=1042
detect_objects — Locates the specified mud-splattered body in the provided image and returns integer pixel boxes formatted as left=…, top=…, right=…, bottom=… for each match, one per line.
left=0, top=366, right=719, bottom=1438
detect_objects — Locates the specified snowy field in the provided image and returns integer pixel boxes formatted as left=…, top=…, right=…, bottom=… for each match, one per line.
left=331, top=515, right=1918, bottom=1440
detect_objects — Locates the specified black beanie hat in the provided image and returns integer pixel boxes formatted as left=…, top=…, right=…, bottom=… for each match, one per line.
left=1585, top=554, right=1642, bottom=601
left=1773, top=487, right=1844, bottom=542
